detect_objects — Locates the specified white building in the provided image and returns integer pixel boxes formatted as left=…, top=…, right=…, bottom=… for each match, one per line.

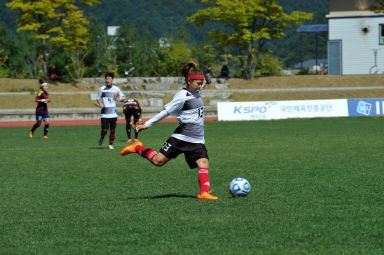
left=327, top=0, right=384, bottom=75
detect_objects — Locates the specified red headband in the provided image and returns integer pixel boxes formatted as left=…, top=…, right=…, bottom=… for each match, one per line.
left=188, top=74, right=204, bottom=80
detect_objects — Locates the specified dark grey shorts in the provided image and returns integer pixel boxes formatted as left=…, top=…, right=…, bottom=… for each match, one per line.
left=159, top=137, right=209, bottom=169
left=101, top=118, right=117, bottom=130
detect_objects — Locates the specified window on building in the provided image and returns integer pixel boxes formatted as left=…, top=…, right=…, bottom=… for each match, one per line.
left=380, top=24, right=384, bottom=44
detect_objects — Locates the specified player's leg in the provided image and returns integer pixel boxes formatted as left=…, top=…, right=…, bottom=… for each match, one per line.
left=30, top=113, right=42, bottom=138
left=121, top=141, right=169, bottom=166
left=108, top=118, right=117, bottom=149
left=133, top=110, right=140, bottom=141
left=121, top=138, right=178, bottom=167
left=99, top=118, right=109, bottom=145
left=42, top=114, right=50, bottom=138
left=185, top=147, right=218, bottom=200
left=196, top=158, right=218, bottom=200
left=144, top=152, right=170, bottom=166
left=124, top=109, right=132, bottom=142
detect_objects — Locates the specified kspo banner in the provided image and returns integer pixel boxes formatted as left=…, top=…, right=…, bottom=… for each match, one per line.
left=217, top=99, right=349, bottom=121
left=347, top=99, right=384, bottom=116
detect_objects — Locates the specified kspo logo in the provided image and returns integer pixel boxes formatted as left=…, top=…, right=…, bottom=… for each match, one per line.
left=233, top=105, right=267, bottom=114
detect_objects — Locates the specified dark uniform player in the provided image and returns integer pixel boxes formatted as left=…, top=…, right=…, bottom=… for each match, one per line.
left=29, top=79, right=51, bottom=139
left=123, top=99, right=142, bottom=142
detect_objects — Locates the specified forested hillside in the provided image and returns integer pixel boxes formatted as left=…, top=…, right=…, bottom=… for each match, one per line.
left=0, top=0, right=328, bottom=74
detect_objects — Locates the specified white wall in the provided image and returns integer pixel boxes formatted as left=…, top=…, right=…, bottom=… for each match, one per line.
left=329, top=15, right=384, bottom=74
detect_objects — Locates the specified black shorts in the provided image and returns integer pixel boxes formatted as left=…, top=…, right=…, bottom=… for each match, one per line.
left=123, top=107, right=140, bottom=123
left=101, top=118, right=117, bottom=130
left=159, top=137, right=209, bottom=169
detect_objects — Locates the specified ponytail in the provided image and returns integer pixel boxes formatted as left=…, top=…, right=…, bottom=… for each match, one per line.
left=181, top=61, right=204, bottom=84
left=39, top=78, right=45, bottom=85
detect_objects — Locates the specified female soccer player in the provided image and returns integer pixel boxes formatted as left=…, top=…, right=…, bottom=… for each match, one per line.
left=29, top=78, right=51, bottom=139
left=123, top=99, right=142, bottom=142
left=96, top=72, right=125, bottom=150
left=121, top=61, right=218, bottom=200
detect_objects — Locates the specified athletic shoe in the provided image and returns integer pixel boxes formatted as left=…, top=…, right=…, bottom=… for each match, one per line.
left=98, top=138, right=103, bottom=145
left=108, top=145, right=114, bottom=150
left=127, top=138, right=132, bottom=142
left=43, top=135, right=48, bottom=139
left=134, top=138, right=139, bottom=142
left=197, top=191, right=218, bottom=200
left=120, top=141, right=143, bottom=155
left=29, top=131, right=34, bottom=138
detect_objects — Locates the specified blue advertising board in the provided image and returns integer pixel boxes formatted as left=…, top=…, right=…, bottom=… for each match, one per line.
left=347, top=99, right=384, bottom=116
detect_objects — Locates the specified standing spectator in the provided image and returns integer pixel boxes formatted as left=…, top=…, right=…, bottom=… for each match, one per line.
left=120, top=61, right=218, bottom=200
left=96, top=72, right=125, bottom=150
left=29, top=78, right=51, bottom=139
left=123, top=99, right=142, bottom=142
left=220, top=65, right=230, bottom=80
left=204, top=65, right=213, bottom=84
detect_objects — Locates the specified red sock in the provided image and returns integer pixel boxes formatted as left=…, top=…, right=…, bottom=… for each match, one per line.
left=109, top=134, right=115, bottom=145
left=198, top=168, right=210, bottom=194
left=136, top=145, right=158, bottom=162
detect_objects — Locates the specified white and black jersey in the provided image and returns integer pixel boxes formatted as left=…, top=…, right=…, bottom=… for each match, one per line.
left=145, top=89, right=205, bottom=144
left=96, top=85, right=125, bottom=118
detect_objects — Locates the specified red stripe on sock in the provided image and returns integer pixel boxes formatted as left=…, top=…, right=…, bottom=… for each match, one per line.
left=146, top=150, right=158, bottom=162
left=136, top=145, right=158, bottom=163
left=136, top=145, right=145, bottom=155
left=109, top=135, right=115, bottom=145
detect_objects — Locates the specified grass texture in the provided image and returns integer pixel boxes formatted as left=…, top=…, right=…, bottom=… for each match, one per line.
left=0, top=118, right=383, bottom=254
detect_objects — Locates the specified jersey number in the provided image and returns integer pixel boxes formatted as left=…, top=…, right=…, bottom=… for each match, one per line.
left=198, top=107, right=204, bottom=118
left=161, top=142, right=172, bottom=152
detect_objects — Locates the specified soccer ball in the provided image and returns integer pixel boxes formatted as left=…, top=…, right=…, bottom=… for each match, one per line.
left=229, top=178, right=251, bottom=197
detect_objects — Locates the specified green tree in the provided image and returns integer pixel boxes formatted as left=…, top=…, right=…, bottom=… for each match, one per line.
left=188, top=0, right=312, bottom=79
left=6, top=0, right=99, bottom=79
left=0, top=22, right=37, bottom=78
left=153, top=39, right=193, bottom=76
left=255, top=54, right=282, bottom=76
left=0, top=48, right=9, bottom=78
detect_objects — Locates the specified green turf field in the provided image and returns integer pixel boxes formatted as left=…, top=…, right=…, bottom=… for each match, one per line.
left=0, top=118, right=383, bottom=254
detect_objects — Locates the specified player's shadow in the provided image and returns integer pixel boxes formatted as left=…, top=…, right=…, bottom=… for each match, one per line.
left=88, top=146, right=108, bottom=150
left=126, top=193, right=196, bottom=200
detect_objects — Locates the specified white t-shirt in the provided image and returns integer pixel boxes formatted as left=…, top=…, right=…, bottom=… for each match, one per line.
left=96, top=85, right=125, bottom=118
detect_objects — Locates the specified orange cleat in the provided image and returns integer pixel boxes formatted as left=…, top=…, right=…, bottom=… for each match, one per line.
left=134, top=138, right=139, bottom=142
left=29, top=131, right=34, bottom=138
left=43, top=135, right=48, bottom=139
left=120, top=141, right=143, bottom=156
left=197, top=191, right=219, bottom=200
left=127, top=138, right=133, bottom=142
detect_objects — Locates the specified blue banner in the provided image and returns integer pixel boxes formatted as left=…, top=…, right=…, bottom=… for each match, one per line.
left=347, top=98, right=384, bottom=116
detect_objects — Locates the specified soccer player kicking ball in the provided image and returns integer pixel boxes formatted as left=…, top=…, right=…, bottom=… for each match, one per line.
left=121, top=61, right=218, bottom=200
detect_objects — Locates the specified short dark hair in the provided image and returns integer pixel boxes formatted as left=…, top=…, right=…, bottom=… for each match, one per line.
left=105, top=72, right=114, bottom=79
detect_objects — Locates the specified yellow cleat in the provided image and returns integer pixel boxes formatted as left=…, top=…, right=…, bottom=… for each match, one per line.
left=197, top=191, right=219, bottom=200
left=120, top=141, right=143, bottom=156
left=29, top=131, right=34, bottom=138
left=43, top=135, right=48, bottom=139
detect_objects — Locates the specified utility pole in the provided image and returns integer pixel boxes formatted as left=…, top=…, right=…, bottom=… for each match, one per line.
left=96, top=35, right=101, bottom=77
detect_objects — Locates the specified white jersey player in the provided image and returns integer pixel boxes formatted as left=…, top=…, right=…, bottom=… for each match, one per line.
left=96, top=72, right=125, bottom=149
left=121, top=61, right=218, bottom=200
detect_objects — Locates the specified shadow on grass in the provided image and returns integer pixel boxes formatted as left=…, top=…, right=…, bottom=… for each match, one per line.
left=88, top=147, right=108, bottom=150
left=126, top=193, right=196, bottom=200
